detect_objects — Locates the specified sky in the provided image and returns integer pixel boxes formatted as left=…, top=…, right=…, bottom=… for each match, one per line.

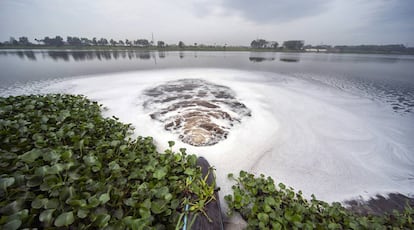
left=0, top=0, right=413, bottom=46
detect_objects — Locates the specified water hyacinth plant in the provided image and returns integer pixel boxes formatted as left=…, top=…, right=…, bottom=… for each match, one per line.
left=0, top=94, right=216, bottom=229
left=225, top=171, right=413, bottom=230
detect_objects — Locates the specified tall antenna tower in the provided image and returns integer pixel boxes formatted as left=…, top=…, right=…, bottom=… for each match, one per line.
left=151, top=33, right=154, bottom=46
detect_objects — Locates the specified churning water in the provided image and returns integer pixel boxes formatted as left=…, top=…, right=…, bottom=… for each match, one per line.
left=142, top=79, right=251, bottom=146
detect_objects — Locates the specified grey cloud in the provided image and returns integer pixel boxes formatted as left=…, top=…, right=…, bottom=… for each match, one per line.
left=1, top=0, right=413, bottom=46
left=361, top=0, right=414, bottom=44
left=221, top=0, right=330, bottom=23
left=380, top=0, right=414, bottom=21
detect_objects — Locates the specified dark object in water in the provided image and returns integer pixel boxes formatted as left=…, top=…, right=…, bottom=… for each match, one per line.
left=345, top=193, right=414, bottom=216
left=280, top=58, right=299, bottom=62
left=188, top=157, right=224, bottom=230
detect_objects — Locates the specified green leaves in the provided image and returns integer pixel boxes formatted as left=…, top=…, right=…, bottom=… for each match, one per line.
left=39, top=209, right=55, bottom=225
left=0, top=94, right=213, bottom=229
left=19, top=149, right=42, bottom=163
left=168, top=140, right=175, bottom=148
left=54, top=211, right=75, bottom=227
left=0, top=177, right=15, bottom=191
left=94, top=214, right=111, bottom=228
left=151, top=200, right=168, bottom=214
left=153, top=167, right=168, bottom=180
left=257, top=213, right=269, bottom=223
left=31, top=197, right=47, bottom=209
left=77, top=208, right=89, bottom=219
left=31, top=197, right=59, bottom=210
left=226, top=171, right=414, bottom=229
left=99, top=193, right=110, bottom=204
left=57, top=110, right=71, bottom=123
left=2, top=219, right=21, bottom=230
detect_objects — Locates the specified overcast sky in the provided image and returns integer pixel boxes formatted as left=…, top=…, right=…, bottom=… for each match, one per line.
left=1, top=0, right=413, bottom=46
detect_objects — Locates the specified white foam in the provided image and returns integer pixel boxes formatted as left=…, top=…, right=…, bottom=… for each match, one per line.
left=4, top=68, right=414, bottom=207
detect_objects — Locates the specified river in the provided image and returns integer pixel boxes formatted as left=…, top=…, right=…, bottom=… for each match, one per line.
left=1, top=49, right=413, bottom=204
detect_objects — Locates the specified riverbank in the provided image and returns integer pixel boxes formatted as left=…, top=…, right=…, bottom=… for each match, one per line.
left=1, top=45, right=413, bottom=55
left=345, top=193, right=414, bottom=216
left=0, top=45, right=257, bottom=52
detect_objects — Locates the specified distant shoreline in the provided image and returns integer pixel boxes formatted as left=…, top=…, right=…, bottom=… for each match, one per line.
left=1, top=45, right=413, bottom=55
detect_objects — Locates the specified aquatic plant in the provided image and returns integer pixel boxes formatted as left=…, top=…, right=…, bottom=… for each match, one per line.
left=0, top=94, right=215, bottom=229
left=225, top=171, right=413, bottom=229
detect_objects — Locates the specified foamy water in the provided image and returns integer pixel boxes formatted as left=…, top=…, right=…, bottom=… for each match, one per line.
left=142, top=79, right=251, bottom=146
left=2, top=68, right=413, bottom=208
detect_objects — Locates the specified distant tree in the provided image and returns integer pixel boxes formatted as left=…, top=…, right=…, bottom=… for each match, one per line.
left=110, top=39, right=117, bottom=46
left=92, top=37, right=97, bottom=46
left=18, top=36, right=30, bottom=45
left=250, top=39, right=268, bottom=48
left=178, top=41, right=185, bottom=48
left=157, top=41, right=165, bottom=48
left=9, top=37, right=18, bottom=45
left=125, top=39, right=132, bottom=46
left=42, top=36, right=64, bottom=46
left=283, top=40, right=304, bottom=50
left=118, top=40, right=124, bottom=45
left=54, top=36, right=64, bottom=46
left=251, top=40, right=258, bottom=48
left=67, top=36, right=73, bottom=45
left=42, top=36, right=50, bottom=45
left=271, top=41, right=278, bottom=49
left=134, top=39, right=150, bottom=47
left=81, top=37, right=91, bottom=45
left=334, top=44, right=405, bottom=53
left=98, top=38, right=108, bottom=46
left=67, top=36, right=82, bottom=46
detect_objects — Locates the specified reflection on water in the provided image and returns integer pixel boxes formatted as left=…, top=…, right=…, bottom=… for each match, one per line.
left=249, top=57, right=275, bottom=62
left=16, top=51, right=37, bottom=60
left=280, top=58, right=299, bottom=62
left=1, top=50, right=161, bottom=62
left=2, top=50, right=408, bottom=65
left=159, top=51, right=166, bottom=58
left=249, top=52, right=277, bottom=62
left=279, top=53, right=301, bottom=62
left=248, top=52, right=301, bottom=62
left=1, top=49, right=413, bottom=115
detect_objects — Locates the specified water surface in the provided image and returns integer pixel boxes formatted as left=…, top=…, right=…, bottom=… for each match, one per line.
left=1, top=50, right=413, bottom=203
left=1, top=50, right=413, bottom=113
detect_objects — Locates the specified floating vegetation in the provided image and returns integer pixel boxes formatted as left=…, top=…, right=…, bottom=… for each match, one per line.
left=0, top=94, right=216, bottom=229
left=225, top=171, right=414, bottom=229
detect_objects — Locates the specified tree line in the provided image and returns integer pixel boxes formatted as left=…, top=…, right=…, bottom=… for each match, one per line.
left=0, top=36, right=171, bottom=48
left=250, top=38, right=412, bottom=53
left=250, top=39, right=305, bottom=50
left=1, top=36, right=412, bottom=54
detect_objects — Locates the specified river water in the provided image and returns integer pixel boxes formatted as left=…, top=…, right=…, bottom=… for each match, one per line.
left=1, top=49, right=413, bottom=204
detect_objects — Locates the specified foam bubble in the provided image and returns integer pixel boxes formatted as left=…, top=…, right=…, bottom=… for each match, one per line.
left=4, top=68, right=414, bottom=206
